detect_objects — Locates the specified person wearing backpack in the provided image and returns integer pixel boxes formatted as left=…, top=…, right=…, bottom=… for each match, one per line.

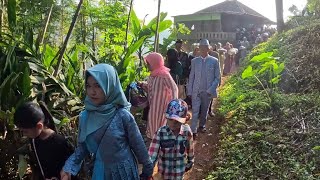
left=148, top=99, right=194, bottom=180
left=60, top=64, right=153, bottom=180
left=14, top=102, right=75, bottom=180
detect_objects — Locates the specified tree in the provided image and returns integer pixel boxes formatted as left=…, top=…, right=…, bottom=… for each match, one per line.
left=307, top=0, right=320, bottom=16
left=288, top=5, right=301, bottom=16
left=154, top=0, right=161, bottom=52
left=53, top=0, right=84, bottom=77
left=275, top=0, right=285, bottom=33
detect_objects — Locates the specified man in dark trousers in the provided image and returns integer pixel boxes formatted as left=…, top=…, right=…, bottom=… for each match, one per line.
left=175, top=39, right=191, bottom=106
left=175, top=39, right=190, bottom=85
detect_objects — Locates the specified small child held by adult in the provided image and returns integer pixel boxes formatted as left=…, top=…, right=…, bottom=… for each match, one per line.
left=14, top=102, right=75, bottom=180
left=148, top=99, right=194, bottom=180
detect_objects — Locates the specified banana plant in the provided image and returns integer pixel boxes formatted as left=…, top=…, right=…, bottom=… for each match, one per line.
left=117, top=10, right=173, bottom=86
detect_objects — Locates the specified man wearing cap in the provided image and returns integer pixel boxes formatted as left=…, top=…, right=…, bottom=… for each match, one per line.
left=187, top=39, right=220, bottom=138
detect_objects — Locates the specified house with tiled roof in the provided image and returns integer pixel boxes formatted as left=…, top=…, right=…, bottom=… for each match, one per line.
left=174, top=0, right=274, bottom=49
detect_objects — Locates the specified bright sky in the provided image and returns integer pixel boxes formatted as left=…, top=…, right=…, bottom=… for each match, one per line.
left=133, top=0, right=307, bottom=23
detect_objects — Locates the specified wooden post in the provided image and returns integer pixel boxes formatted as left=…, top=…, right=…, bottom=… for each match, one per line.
left=154, top=0, right=161, bottom=52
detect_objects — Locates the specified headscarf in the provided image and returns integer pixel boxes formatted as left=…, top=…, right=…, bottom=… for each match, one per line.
left=144, top=52, right=170, bottom=77
left=79, top=64, right=131, bottom=142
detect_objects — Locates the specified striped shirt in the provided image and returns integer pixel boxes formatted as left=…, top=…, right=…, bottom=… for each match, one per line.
left=146, top=75, right=178, bottom=138
left=148, top=125, right=194, bottom=180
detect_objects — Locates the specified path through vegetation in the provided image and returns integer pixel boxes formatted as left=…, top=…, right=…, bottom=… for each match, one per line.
left=137, top=67, right=235, bottom=179
left=144, top=75, right=229, bottom=180
left=183, top=76, right=227, bottom=180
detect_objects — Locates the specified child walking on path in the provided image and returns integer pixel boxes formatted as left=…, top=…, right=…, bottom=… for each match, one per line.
left=14, top=102, right=74, bottom=180
left=148, top=99, right=194, bottom=180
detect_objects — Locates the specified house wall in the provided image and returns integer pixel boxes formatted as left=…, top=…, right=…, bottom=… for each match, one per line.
left=221, top=14, right=265, bottom=32
left=177, top=20, right=222, bottom=32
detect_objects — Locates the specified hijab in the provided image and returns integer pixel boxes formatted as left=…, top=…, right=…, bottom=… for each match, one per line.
left=79, top=64, right=131, bottom=142
left=145, top=52, right=170, bottom=77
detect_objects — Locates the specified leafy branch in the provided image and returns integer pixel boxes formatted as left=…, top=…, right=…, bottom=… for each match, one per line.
left=242, top=52, right=285, bottom=102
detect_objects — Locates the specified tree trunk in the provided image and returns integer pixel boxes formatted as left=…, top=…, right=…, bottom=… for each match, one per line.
left=89, top=13, right=97, bottom=69
left=35, top=4, right=54, bottom=53
left=275, top=0, right=285, bottom=33
left=154, top=0, right=161, bottom=52
left=124, top=0, right=134, bottom=51
left=60, top=0, right=64, bottom=45
left=0, top=0, right=4, bottom=38
left=53, top=0, right=84, bottom=77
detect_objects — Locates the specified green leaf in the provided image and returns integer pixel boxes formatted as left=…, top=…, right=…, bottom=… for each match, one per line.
left=250, top=52, right=273, bottom=62
left=130, top=10, right=141, bottom=36
left=312, top=146, right=320, bottom=151
left=3, top=43, right=16, bottom=74
left=18, top=155, right=28, bottom=179
left=242, top=66, right=254, bottom=79
left=274, top=62, right=285, bottom=75
left=146, top=12, right=168, bottom=29
left=47, top=75, right=73, bottom=95
left=19, top=62, right=31, bottom=98
left=7, top=0, right=16, bottom=31
left=0, top=72, right=21, bottom=101
left=123, top=36, right=147, bottom=66
left=139, top=28, right=152, bottom=38
left=258, top=60, right=276, bottom=74
left=43, top=45, right=56, bottom=68
left=249, top=131, right=264, bottom=139
left=236, top=94, right=245, bottom=103
left=270, top=75, right=281, bottom=84
left=24, top=26, right=33, bottom=48
left=151, top=20, right=173, bottom=32
left=57, top=117, right=70, bottom=129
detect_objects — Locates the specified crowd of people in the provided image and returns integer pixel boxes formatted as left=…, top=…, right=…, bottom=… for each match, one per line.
left=235, top=25, right=276, bottom=47
left=14, top=37, right=243, bottom=179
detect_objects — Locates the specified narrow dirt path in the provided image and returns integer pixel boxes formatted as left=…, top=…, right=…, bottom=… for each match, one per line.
left=183, top=76, right=227, bottom=180
left=138, top=66, right=235, bottom=179
left=147, top=75, right=229, bottom=180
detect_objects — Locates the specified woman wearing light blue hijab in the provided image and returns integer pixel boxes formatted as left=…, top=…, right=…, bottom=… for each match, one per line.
left=61, top=64, right=153, bottom=180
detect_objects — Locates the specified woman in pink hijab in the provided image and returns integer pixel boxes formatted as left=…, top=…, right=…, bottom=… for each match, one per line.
left=142, top=52, right=178, bottom=139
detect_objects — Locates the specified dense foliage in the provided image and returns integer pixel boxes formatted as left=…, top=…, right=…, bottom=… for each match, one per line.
left=207, top=17, right=320, bottom=179
left=0, top=0, right=189, bottom=178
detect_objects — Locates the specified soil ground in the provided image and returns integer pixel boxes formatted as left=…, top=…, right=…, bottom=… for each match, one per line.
left=179, top=76, right=227, bottom=180
left=137, top=64, right=236, bottom=180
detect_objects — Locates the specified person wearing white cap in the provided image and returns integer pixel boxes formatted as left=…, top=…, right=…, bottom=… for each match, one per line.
left=187, top=39, right=221, bottom=138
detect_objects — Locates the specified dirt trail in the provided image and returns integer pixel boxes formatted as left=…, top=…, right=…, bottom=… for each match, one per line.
left=147, top=75, right=228, bottom=180
left=138, top=70, right=234, bottom=179
left=182, top=76, right=227, bottom=180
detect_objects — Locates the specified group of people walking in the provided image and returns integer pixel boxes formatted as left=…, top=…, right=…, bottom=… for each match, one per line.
left=14, top=38, right=226, bottom=180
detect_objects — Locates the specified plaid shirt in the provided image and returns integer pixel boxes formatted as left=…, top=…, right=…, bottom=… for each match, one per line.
left=148, top=125, right=194, bottom=180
